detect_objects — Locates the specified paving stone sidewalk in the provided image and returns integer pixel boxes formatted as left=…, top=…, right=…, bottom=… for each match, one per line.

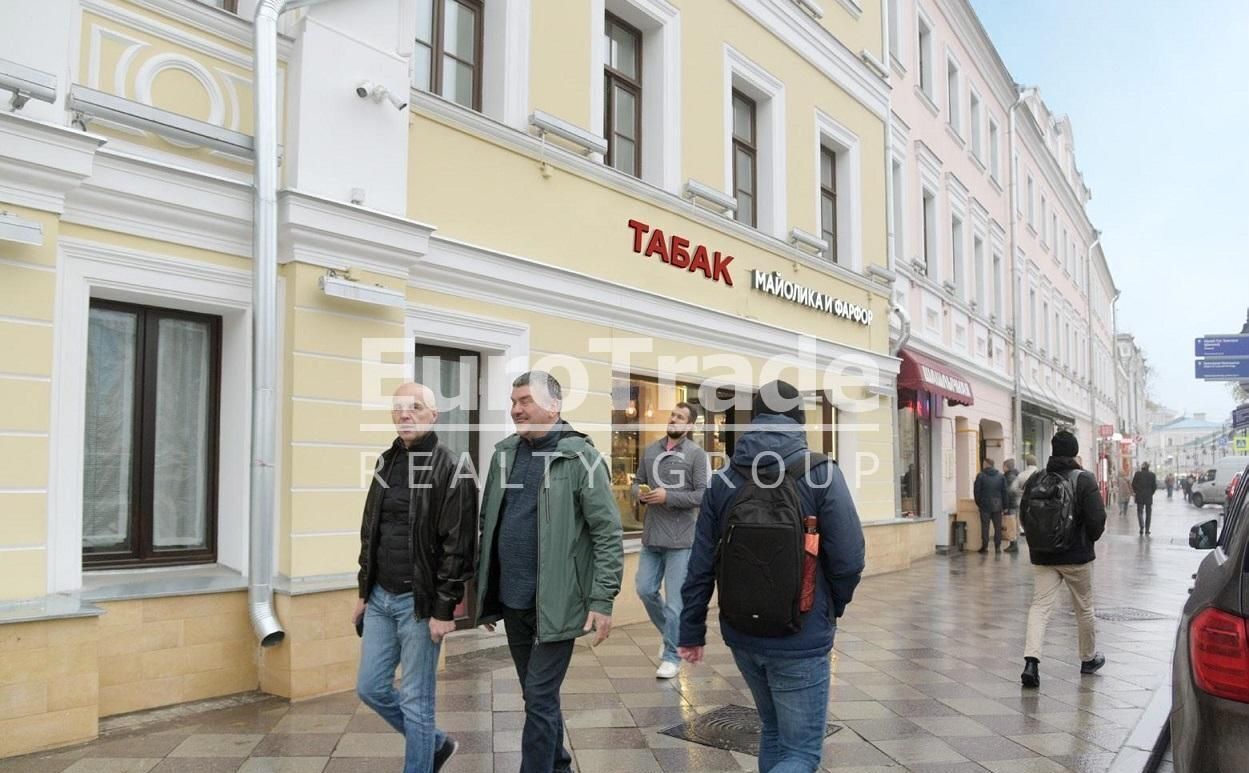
left=2, top=497, right=1208, bottom=773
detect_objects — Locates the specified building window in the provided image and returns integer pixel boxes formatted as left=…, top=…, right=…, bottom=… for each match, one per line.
left=731, top=89, right=757, bottom=228
left=973, top=235, right=986, bottom=310
left=992, top=252, right=1003, bottom=320
left=922, top=188, right=937, bottom=276
left=196, top=0, right=238, bottom=11
left=603, top=14, right=642, bottom=177
left=1043, top=300, right=1050, bottom=351
left=1061, top=228, right=1069, bottom=271
left=891, top=159, right=905, bottom=263
left=969, top=91, right=982, bottom=160
left=917, top=15, right=933, bottom=100
left=1026, top=175, right=1035, bottom=227
left=887, top=0, right=900, bottom=61
left=946, top=59, right=961, bottom=135
left=414, top=344, right=481, bottom=467
left=819, top=145, right=838, bottom=262
left=83, top=301, right=221, bottom=568
left=950, top=214, right=964, bottom=296
left=1029, top=288, right=1038, bottom=341
left=988, top=119, right=1000, bottom=180
left=1050, top=213, right=1058, bottom=252
left=414, top=0, right=483, bottom=111
left=1040, top=196, right=1048, bottom=247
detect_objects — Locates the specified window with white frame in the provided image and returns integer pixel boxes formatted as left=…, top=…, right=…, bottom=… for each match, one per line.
left=946, top=58, right=961, bottom=135
left=922, top=187, right=937, bottom=276
left=992, top=251, right=1003, bottom=320
left=1050, top=212, right=1058, bottom=251
left=1061, top=227, right=1068, bottom=271
left=816, top=111, right=861, bottom=269
left=725, top=47, right=785, bottom=237
left=1026, top=175, right=1035, bottom=227
left=988, top=118, right=1000, bottom=180
left=973, top=235, right=985, bottom=309
left=1040, top=196, right=1048, bottom=247
left=593, top=0, right=681, bottom=189
left=414, top=0, right=484, bottom=111
left=969, top=90, right=982, bottom=160
left=891, top=158, right=905, bottom=263
left=1043, top=299, right=1050, bottom=351
left=950, top=214, right=964, bottom=296
left=888, top=0, right=900, bottom=62
left=917, top=14, right=934, bottom=101
left=1029, top=288, right=1037, bottom=341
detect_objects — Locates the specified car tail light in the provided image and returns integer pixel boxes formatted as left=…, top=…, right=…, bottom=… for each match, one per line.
left=1191, top=607, right=1249, bottom=702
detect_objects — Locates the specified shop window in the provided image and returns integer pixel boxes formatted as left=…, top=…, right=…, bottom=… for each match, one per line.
left=83, top=301, right=221, bottom=568
left=414, top=0, right=483, bottom=111
left=898, top=390, right=931, bottom=518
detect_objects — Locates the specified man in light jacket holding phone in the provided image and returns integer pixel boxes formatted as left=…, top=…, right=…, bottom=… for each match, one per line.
left=632, top=401, right=708, bottom=678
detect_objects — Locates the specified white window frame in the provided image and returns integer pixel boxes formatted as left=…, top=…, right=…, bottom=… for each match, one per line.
left=916, top=10, right=935, bottom=104
left=991, top=249, right=1003, bottom=321
left=1026, top=174, right=1035, bottom=228
left=945, top=54, right=962, bottom=137
left=890, top=156, right=906, bottom=265
left=814, top=109, right=863, bottom=271
left=972, top=232, right=986, bottom=310
left=47, top=239, right=264, bottom=593
left=887, top=0, right=902, bottom=66
left=590, top=0, right=682, bottom=191
left=1028, top=285, right=1038, bottom=342
left=968, top=87, right=983, bottom=162
left=921, top=185, right=938, bottom=278
left=988, top=117, right=1000, bottom=182
left=724, top=45, right=786, bottom=238
left=950, top=212, right=964, bottom=298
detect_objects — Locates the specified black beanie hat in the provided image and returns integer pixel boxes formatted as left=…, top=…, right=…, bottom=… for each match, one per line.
left=752, top=380, right=805, bottom=425
left=1051, top=430, right=1079, bottom=458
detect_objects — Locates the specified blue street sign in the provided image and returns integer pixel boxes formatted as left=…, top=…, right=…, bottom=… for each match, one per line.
left=1234, top=403, right=1249, bottom=430
left=1196, top=358, right=1249, bottom=380
left=1195, top=335, right=1249, bottom=358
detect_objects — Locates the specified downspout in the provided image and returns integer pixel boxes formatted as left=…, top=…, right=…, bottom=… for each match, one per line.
left=1085, top=233, right=1101, bottom=466
left=249, top=0, right=331, bottom=647
left=1007, top=87, right=1038, bottom=462
left=880, top=0, right=904, bottom=517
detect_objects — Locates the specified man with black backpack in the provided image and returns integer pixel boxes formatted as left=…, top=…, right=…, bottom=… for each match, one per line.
left=1019, top=430, right=1106, bottom=688
left=678, top=380, right=865, bottom=773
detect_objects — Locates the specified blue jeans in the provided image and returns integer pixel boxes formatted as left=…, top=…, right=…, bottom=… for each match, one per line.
left=635, top=546, right=691, bottom=664
left=732, top=650, right=831, bottom=773
left=356, top=586, right=446, bottom=773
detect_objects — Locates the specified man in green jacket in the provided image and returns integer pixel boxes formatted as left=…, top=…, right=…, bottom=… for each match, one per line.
left=474, top=371, right=623, bottom=773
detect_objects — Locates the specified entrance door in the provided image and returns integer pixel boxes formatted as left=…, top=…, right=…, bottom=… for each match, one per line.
left=413, top=343, right=481, bottom=628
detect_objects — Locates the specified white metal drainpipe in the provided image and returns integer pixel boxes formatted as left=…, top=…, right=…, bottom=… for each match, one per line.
left=1085, top=233, right=1101, bottom=463
left=249, top=0, right=333, bottom=647
left=1008, top=86, right=1039, bottom=463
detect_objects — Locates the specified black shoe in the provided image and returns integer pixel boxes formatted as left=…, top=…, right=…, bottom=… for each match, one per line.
left=995, top=545, right=1002, bottom=554
left=1021, top=658, right=1039, bottom=688
left=978, top=546, right=988, bottom=554
left=1081, top=653, right=1106, bottom=675
left=433, top=736, right=459, bottom=772
left=1004, top=542, right=1019, bottom=553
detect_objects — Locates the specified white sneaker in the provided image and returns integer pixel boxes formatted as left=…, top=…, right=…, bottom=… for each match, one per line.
left=656, top=660, right=680, bottom=679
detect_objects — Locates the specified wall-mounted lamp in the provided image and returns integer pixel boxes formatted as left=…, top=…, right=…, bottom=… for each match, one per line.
left=0, top=211, right=43, bottom=246
left=320, top=273, right=405, bottom=308
left=0, top=58, right=56, bottom=111
left=529, top=110, right=608, bottom=156
left=789, top=227, right=829, bottom=256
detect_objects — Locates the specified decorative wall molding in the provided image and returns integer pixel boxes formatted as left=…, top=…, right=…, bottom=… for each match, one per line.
left=0, top=113, right=106, bottom=213
left=277, top=190, right=435, bottom=280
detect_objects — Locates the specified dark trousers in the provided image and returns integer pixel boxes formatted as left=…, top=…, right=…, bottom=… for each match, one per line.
left=502, top=606, right=575, bottom=773
left=979, top=510, right=1003, bottom=548
left=1137, top=502, right=1153, bottom=534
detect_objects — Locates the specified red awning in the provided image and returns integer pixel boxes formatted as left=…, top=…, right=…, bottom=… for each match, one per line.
left=898, top=349, right=975, bottom=406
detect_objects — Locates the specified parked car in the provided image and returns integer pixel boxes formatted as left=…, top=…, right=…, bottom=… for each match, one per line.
left=1190, top=455, right=1249, bottom=509
left=1171, top=460, right=1249, bottom=772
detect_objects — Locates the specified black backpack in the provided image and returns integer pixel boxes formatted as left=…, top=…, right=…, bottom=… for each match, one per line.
left=716, top=452, right=826, bottom=638
left=1020, top=469, right=1083, bottom=553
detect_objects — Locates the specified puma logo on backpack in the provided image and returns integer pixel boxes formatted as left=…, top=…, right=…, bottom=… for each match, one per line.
left=715, top=452, right=827, bottom=638
left=1021, top=469, right=1083, bottom=553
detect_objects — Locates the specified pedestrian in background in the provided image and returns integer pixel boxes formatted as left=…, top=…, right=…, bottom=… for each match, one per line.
left=1165, top=473, right=1175, bottom=499
left=1019, top=430, right=1106, bottom=688
left=633, top=402, right=708, bottom=679
left=974, top=458, right=1008, bottom=554
left=1002, top=459, right=1021, bottom=553
left=1132, top=462, right=1158, bottom=536
left=1117, top=473, right=1132, bottom=518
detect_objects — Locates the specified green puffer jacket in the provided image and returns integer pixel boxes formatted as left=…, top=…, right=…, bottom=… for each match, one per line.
left=474, top=427, right=624, bottom=642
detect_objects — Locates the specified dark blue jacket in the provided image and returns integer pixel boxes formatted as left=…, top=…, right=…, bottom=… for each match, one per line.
left=678, top=415, right=865, bottom=658
left=973, top=467, right=1008, bottom=514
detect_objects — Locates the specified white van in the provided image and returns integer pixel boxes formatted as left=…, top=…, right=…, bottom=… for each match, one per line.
left=1190, top=456, right=1249, bottom=508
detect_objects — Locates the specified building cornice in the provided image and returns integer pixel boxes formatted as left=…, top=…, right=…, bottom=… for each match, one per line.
left=0, top=113, right=106, bottom=214
left=417, top=234, right=901, bottom=381
left=90, top=0, right=295, bottom=62
left=934, top=0, right=1016, bottom=109
left=277, top=190, right=435, bottom=280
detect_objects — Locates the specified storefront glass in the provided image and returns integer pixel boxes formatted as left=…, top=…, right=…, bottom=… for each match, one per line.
left=898, top=390, right=931, bottom=518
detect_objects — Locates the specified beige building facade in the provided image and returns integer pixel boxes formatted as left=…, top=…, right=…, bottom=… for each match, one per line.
left=0, top=0, right=926, bottom=757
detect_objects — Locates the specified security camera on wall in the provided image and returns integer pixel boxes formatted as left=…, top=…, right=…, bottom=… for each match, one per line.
left=354, top=80, right=406, bottom=111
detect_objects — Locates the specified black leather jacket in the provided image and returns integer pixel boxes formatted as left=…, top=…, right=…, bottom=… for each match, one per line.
left=357, top=436, right=479, bottom=620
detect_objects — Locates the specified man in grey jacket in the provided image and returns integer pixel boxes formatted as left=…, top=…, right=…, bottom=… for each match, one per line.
left=632, top=402, right=708, bottom=678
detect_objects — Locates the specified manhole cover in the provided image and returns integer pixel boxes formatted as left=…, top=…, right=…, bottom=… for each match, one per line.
left=1095, top=607, right=1170, bottom=622
left=660, top=704, right=841, bottom=755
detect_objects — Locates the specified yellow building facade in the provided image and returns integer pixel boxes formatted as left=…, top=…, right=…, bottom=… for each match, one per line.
left=0, top=0, right=929, bottom=756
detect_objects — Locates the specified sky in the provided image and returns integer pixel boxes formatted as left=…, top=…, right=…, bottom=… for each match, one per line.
left=969, top=0, right=1249, bottom=423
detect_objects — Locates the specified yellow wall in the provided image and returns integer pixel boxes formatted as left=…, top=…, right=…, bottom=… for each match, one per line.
left=0, top=206, right=59, bottom=602
left=0, top=617, right=98, bottom=758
